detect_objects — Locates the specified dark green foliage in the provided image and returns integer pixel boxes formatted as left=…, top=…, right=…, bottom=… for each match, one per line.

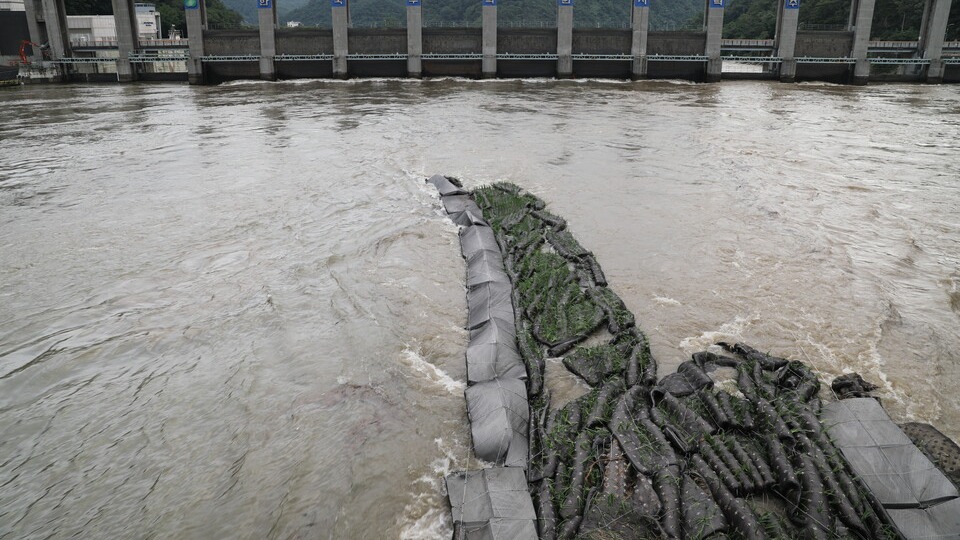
left=722, top=0, right=777, bottom=39
left=563, top=341, right=629, bottom=386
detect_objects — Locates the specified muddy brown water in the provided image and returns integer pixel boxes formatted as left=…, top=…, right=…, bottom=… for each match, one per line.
left=1, top=79, right=958, bottom=538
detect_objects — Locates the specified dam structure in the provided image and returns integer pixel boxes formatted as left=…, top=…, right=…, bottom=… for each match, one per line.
left=12, top=0, right=960, bottom=84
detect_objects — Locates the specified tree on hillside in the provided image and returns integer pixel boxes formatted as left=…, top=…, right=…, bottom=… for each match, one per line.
left=871, top=0, right=925, bottom=39
left=722, top=0, right=776, bottom=38
left=798, top=0, right=850, bottom=28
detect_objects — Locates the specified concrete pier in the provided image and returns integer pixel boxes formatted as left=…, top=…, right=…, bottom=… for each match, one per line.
left=332, top=0, right=349, bottom=78
left=111, top=0, right=140, bottom=82
left=704, top=0, right=724, bottom=82
left=557, top=0, right=573, bottom=78
left=482, top=0, right=497, bottom=78
left=774, top=0, right=800, bottom=82
left=407, top=0, right=422, bottom=78
left=918, top=0, right=953, bottom=82
left=849, top=0, right=877, bottom=84
left=185, top=0, right=207, bottom=85
left=258, top=0, right=278, bottom=80
left=22, top=0, right=48, bottom=64
left=630, top=0, right=650, bottom=79
left=25, top=0, right=70, bottom=73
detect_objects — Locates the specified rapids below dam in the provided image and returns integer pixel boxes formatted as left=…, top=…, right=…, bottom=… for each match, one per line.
left=0, top=79, right=958, bottom=539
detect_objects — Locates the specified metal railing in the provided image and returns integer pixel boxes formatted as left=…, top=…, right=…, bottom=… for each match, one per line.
left=797, top=23, right=848, bottom=31
left=573, top=21, right=631, bottom=29
left=499, top=20, right=557, bottom=28
left=275, top=54, right=334, bottom=61
left=647, top=55, right=708, bottom=62
left=200, top=55, right=259, bottom=62
left=498, top=53, right=558, bottom=60
left=71, top=39, right=189, bottom=49
left=721, top=55, right=782, bottom=63
left=129, top=53, right=189, bottom=63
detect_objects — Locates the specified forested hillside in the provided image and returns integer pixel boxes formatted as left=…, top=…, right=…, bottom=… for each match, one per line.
left=274, top=0, right=705, bottom=29
left=66, top=0, right=960, bottom=41
left=723, top=0, right=960, bottom=39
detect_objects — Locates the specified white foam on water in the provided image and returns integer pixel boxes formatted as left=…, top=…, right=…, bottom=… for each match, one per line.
left=654, top=295, right=682, bottom=306
left=401, top=347, right=465, bottom=394
left=397, top=438, right=461, bottom=540
left=858, top=307, right=911, bottom=412
left=217, top=79, right=271, bottom=87
left=678, top=314, right=759, bottom=355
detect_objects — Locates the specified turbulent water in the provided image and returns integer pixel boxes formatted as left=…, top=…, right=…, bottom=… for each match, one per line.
left=0, top=79, right=958, bottom=539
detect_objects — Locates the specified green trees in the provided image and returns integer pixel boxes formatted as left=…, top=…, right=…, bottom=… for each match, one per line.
left=65, top=0, right=960, bottom=41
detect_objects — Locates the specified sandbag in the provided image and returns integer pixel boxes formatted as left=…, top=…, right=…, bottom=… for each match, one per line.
left=681, top=473, right=727, bottom=540
left=465, top=377, right=529, bottom=467
left=466, top=318, right=526, bottom=384
left=466, top=282, right=515, bottom=331
left=460, top=225, right=500, bottom=261
left=444, top=194, right=477, bottom=214
left=427, top=174, right=468, bottom=196
left=446, top=467, right=538, bottom=540
left=466, top=248, right=511, bottom=289
left=451, top=208, right=488, bottom=227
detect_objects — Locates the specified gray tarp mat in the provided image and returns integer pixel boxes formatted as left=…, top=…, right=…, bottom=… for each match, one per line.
left=444, top=195, right=477, bottom=215
left=822, top=398, right=960, bottom=539
left=467, top=282, right=516, bottom=331
left=451, top=209, right=488, bottom=227
left=445, top=467, right=538, bottom=540
left=428, top=174, right=468, bottom=197
left=465, top=377, right=529, bottom=468
left=466, top=249, right=511, bottom=289
left=887, top=498, right=960, bottom=540
left=467, top=318, right=526, bottom=384
left=460, top=225, right=500, bottom=261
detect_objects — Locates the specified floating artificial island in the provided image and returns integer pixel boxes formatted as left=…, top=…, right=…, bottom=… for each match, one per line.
left=428, top=176, right=960, bottom=540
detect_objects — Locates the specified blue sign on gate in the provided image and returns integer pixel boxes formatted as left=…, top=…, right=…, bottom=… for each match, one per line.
left=482, top=0, right=497, bottom=5
left=785, top=0, right=800, bottom=8
left=407, top=0, right=420, bottom=5
left=258, top=0, right=271, bottom=9
left=330, top=0, right=345, bottom=6
left=558, top=0, right=573, bottom=6
left=633, top=0, right=648, bottom=6
left=708, top=0, right=724, bottom=7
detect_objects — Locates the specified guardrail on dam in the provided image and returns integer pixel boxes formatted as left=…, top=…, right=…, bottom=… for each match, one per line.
left=15, top=0, right=960, bottom=84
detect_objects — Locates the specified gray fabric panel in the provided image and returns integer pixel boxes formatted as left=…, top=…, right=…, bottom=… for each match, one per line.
left=460, top=226, right=500, bottom=261
left=483, top=467, right=537, bottom=519
left=886, top=498, right=960, bottom=540
left=428, top=174, right=468, bottom=197
left=447, top=470, right=495, bottom=523
left=446, top=467, right=537, bottom=540
left=444, top=194, right=474, bottom=214
left=465, top=378, right=529, bottom=467
left=467, top=318, right=526, bottom=384
left=455, top=523, right=495, bottom=540
left=466, top=249, right=511, bottom=289
left=486, top=518, right=538, bottom=539
left=467, top=282, right=515, bottom=331
left=822, top=398, right=959, bottom=513
left=451, top=209, right=488, bottom=227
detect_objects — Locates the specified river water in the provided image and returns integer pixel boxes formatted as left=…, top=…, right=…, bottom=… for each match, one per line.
left=0, top=79, right=958, bottom=539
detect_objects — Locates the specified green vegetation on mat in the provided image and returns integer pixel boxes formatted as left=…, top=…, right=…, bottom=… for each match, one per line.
left=466, top=182, right=903, bottom=540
